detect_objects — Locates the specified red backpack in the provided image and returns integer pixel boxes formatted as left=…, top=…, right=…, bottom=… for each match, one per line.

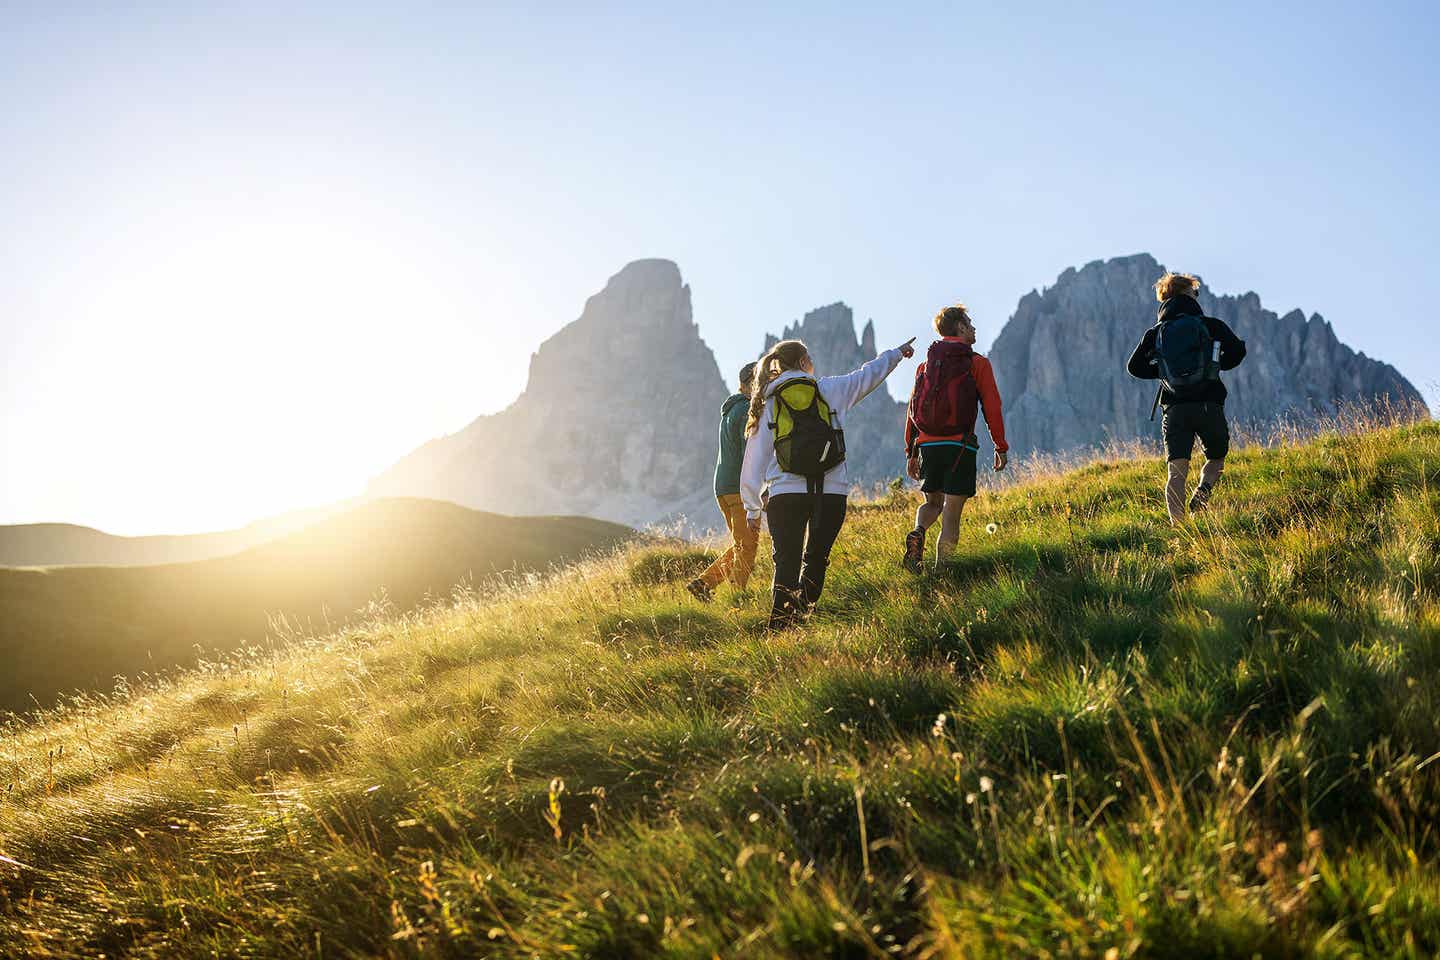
left=909, top=341, right=979, bottom=437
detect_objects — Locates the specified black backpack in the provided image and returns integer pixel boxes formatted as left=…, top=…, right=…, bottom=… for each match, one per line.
left=1154, top=314, right=1219, bottom=393
left=769, top=377, right=846, bottom=490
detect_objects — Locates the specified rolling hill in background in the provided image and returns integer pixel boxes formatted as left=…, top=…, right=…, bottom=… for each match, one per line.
left=1, top=417, right=1436, bottom=956
left=0, top=504, right=343, bottom=568
left=0, top=498, right=632, bottom=713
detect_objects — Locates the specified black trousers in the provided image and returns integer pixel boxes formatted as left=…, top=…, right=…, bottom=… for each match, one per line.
left=1162, top=400, right=1230, bottom=462
left=765, top=493, right=848, bottom=629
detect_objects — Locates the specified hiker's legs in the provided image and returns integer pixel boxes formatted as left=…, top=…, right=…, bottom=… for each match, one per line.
left=725, top=494, right=759, bottom=588
left=697, top=497, right=737, bottom=589
left=904, top=490, right=943, bottom=571
left=936, top=494, right=969, bottom=565
left=1196, top=458, right=1225, bottom=500
left=1165, top=459, right=1191, bottom=523
left=923, top=441, right=977, bottom=564
left=1191, top=404, right=1230, bottom=512
left=765, top=494, right=810, bottom=628
left=1161, top=405, right=1199, bottom=523
left=914, top=491, right=944, bottom=532
left=799, top=494, right=848, bottom=612
left=698, top=495, right=760, bottom=590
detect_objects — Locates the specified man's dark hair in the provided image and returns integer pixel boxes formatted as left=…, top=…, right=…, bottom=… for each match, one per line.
left=934, top=304, right=973, bottom=337
left=739, top=361, right=757, bottom=391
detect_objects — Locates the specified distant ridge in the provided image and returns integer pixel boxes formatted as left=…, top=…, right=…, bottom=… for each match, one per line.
left=0, top=498, right=632, bottom=712
left=0, top=505, right=342, bottom=568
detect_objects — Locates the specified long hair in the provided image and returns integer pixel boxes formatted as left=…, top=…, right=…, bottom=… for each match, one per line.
left=745, top=339, right=810, bottom=437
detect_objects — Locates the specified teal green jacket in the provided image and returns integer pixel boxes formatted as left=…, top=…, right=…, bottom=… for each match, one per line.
left=713, top=394, right=749, bottom=496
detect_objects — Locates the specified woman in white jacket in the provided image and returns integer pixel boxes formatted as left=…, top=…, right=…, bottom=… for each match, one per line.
left=740, top=336, right=914, bottom=629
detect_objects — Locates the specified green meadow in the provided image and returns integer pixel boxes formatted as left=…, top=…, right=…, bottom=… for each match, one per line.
left=2, top=417, right=1437, bottom=958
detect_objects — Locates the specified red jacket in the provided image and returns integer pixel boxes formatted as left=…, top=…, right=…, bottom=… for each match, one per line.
left=905, top=338, right=1008, bottom=454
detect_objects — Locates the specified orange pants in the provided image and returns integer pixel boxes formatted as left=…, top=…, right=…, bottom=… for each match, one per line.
left=698, top=493, right=759, bottom=590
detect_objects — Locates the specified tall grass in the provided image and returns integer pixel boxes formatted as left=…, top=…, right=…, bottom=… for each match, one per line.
left=1, top=409, right=1437, bottom=958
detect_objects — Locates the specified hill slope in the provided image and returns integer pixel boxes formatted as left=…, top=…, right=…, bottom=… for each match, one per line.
left=0, top=505, right=341, bottom=568
left=0, top=498, right=631, bottom=713
left=2, top=418, right=1437, bottom=957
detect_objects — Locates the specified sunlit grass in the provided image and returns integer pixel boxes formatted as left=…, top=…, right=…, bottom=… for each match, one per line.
left=2, top=407, right=1437, bottom=957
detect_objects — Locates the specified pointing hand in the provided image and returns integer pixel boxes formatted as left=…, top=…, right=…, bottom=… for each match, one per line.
left=899, top=337, right=916, bottom=359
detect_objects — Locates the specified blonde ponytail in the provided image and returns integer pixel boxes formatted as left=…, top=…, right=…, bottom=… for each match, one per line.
left=745, top=339, right=810, bottom=437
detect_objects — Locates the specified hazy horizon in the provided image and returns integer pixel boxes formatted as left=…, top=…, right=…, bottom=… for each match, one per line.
left=4, top=3, right=1437, bottom=535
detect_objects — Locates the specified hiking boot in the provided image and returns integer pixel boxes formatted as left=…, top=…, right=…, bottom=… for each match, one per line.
left=1188, top=482, right=1214, bottom=513
left=902, top=528, right=925, bottom=573
left=685, top=578, right=713, bottom=603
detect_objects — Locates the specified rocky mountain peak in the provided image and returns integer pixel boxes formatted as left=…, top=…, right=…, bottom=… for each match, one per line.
left=575, top=259, right=686, bottom=328
left=521, top=258, right=706, bottom=411
left=764, top=302, right=889, bottom=399
left=369, top=260, right=726, bottom=528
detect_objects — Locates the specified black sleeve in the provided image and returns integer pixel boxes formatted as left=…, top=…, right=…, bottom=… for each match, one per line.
left=1126, top=327, right=1159, bottom=380
left=1206, top=317, right=1247, bottom=371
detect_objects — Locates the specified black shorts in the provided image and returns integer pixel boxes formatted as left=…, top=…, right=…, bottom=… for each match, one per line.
left=1162, top=401, right=1230, bottom=462
left=918, top=440, right=977, bottom=497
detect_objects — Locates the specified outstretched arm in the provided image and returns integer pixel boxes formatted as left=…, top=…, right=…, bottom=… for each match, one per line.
left=818, top=340, right=912, bottom=413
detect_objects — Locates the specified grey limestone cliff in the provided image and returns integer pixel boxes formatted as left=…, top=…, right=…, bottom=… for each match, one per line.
left=368, top=259, right=727, bottom=528
left=987, top=254, right=1427, bottom=459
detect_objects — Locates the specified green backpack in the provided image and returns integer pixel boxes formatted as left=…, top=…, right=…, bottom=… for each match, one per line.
left=769, top=378, right=846, bottom=487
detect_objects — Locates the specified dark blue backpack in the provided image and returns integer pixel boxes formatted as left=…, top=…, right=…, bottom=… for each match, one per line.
left=1154, top=314, right=1218, bottom=392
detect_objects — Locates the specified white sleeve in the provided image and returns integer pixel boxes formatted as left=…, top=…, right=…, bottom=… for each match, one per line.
left=817, top=347, right=905, bottom=413
left=739, top=420, right=772, bottom=519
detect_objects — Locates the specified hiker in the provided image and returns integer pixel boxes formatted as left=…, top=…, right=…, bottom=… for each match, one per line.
left=1126, top=271, right=1247, bottom=523
left=688, top=362, right=760, bottom=601
left=901, top=304, right=1009, bottom=572
left=739, top=336, right=915, bottom=630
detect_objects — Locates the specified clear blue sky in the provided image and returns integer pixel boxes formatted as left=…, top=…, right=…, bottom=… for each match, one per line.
left=3, top=2, right=1436, bottom=534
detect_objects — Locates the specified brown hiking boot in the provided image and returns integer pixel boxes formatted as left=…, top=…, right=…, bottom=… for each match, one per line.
left=685, top=578, right=713, bottom=602
left=902, top=528, right=925, bottom=573
left=1188, top=482, right=1215, bottom=512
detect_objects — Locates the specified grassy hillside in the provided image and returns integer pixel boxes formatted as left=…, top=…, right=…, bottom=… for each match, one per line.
left=0, top=504, right=342, bottom=567
left=1, top=421, right=1437, bottom=958
left=0, top=498, right=632, bottom=713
